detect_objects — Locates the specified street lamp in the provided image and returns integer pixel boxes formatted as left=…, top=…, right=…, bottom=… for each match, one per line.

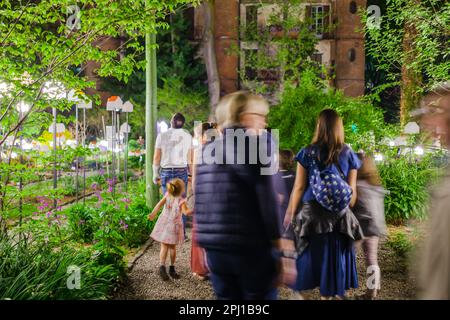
left=49, top=121, right=66, bottom=209
left=43, top=81, right=67, bottom=209
left=76, top=96, right=92, bottom=204
left=121, top=100, right=133, bottom=191
left=106, top=96, right=123, bottom=196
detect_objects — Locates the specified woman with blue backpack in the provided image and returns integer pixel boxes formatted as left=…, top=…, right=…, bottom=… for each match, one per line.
left=283, top=109, right=364, bottom=300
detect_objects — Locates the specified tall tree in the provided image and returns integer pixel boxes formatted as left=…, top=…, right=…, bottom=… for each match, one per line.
left=363, top=0, right=450, bottom=125
left=201, top=0, right=220, bottom=116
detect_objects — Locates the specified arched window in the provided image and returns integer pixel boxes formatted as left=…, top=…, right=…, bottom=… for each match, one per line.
left=349, top=1, right=357, bottom=14
left=348, top=48, right=356, bottom=62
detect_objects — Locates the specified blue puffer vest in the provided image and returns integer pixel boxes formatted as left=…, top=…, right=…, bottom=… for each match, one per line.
left=194, top=127, right=281, bottom=253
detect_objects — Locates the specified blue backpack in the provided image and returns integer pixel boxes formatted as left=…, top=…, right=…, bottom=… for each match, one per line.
left=308, top=148, right=353, bottom=214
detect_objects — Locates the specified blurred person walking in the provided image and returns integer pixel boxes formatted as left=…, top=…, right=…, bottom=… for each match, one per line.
left=189, top=122, right=219, bottom=281
left=273, top=149, right=296, bottom=232
left=194, top=92, right=296, bottom=300
left=353, top=153, right=388, bottom=299
left=418, top=84, right=450, bottom=299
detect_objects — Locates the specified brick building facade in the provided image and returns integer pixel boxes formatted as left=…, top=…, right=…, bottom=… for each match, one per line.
left=193, top=0, right=366, bottom=97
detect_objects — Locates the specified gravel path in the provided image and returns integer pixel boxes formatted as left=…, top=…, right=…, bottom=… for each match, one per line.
left=114, top=228, right=416, bottom=300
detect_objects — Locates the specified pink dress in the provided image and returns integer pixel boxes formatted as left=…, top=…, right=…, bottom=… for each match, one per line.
left=151, top=195, right=184, bottom=245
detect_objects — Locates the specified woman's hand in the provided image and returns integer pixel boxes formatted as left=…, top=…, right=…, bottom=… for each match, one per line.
left=283, top=210, right=293, bottom=228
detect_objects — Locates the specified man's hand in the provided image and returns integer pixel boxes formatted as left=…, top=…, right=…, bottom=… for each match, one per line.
left=152, top=177, right=160, bottom=185
left=280, top=256, right=297, bottom=286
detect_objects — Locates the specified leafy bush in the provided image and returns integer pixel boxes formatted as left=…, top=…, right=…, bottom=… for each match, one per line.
left=385, top=230, right=413, bottom=258
left=378, top=154, right=439, bottom=224
left=268, top=70, right=397, bottom=153
left=120, top=195, right=153, bottom=247
left=128, top=154, right=145, bottom=169
left=0, top=236, right=121, bottom=299
left=66, top=204, right=97, bottom=243
left=92, top=203, right=127, bottom=268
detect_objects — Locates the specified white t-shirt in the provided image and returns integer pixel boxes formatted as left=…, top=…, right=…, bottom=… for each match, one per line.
left=155, top=128, right=192, bottom=168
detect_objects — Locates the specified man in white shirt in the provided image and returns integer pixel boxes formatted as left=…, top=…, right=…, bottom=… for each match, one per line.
left=153, top=113, right=193, bottom=240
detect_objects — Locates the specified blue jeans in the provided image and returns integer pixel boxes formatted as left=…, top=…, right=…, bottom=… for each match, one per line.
left=160, top=167, right=188, bottom=239
left=206, top=249, right=278, bottom=300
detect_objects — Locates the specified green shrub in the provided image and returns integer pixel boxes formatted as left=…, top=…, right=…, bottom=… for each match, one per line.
left=66, top=204, right=97, bottom=243
left=379, top=154, right=439, bottom=224
left=92, top=203, right=127, bottom=268
left=120, top=196, right=153, bottom=247
left=385, top=230, right=413, bottom=258
left=268, top=70, right=397, bottom=153
left=128, top=154, right=145, bottom=169
left=0, top=236, right=121, bottom=299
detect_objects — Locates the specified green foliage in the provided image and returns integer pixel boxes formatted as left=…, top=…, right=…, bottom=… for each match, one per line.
left=121, top=194, right=154, bottom=247
left=128, top=155, right=145, bottom=170
left=363, top=0, right=450, bottom=93
left=157, top=77, right=209, bottom=131
left=0, top=235, right=121, bottom=299
left=66, top=204, right=97, bottom=243
left=385, top=229, right=414, bottom=257
left=268, top=70, right=397, bottom=152
left=237, top=0, right=321, bottom=95
left=378, top=153, right=439, bottom=224
left=101, top=9, right=208, bottom=136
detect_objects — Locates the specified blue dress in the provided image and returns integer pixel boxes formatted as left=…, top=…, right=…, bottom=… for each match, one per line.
left=291, top=144, right=361, bottom=297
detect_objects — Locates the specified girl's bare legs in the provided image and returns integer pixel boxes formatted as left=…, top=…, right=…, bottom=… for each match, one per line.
left=160, top=243, right=169, bottom=266
left=362, top=236, right=380, bottom=299
left=168, top=244, right=180, bottom=279
left=169, top=244, right=176, bottom=265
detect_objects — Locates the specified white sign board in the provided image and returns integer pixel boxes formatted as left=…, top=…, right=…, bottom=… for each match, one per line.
left=106, top=96, right=123, bottom=111
left=122, top=101, right=133, bottom=113
left=404, top=122, right=420, bottom=135
left=120, top=122, right=131, bottom=133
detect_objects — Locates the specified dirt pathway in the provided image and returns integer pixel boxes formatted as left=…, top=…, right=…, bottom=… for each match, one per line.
left=114, top=229, right=416, bottom=300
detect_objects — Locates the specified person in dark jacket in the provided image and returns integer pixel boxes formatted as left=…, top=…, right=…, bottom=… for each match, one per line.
left=194, top=91, right=297, bottom=300
left=273, top=149, right=296, bottom=232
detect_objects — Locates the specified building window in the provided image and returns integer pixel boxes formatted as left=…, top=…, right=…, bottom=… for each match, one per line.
left=307, top=4, right=331, bottom=39
left=312, top=52, right=323, bottom=65
left=350, top=1, right=357, bottom=14
left=348, top=48, right=356, bottom=62
left=312, top=6, right=324, bottom=36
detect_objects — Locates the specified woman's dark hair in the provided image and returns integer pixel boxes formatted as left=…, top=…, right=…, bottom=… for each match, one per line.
left=171, top=113, right=185, bottom=129
left=311, top=109, right=345, bottom=166
left=201, top=122, right=217, bottom=134
left=279, top=149, right=294, bottom=171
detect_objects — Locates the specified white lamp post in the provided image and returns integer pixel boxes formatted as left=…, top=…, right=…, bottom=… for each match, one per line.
left=43, top=81, right=66, bottom=208
left=121, top=100, right=133, bottom=191
left=16, top=101, right=30, bottom=226
left=106, top=96, right=123, bottom=196
left=76, top=96, right=92, bottom=204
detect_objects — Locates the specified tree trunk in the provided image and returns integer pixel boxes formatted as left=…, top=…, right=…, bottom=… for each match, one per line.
left=399, top=8, right=422, bottom=126
left=145, top=22, right=159, bottom=208
left=201, top=0, right=220, bottom=119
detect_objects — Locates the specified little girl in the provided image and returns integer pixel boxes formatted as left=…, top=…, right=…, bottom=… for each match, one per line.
left=148, top=178, right=192, bottom=281
left=353, top=153, right=388, bottom=299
